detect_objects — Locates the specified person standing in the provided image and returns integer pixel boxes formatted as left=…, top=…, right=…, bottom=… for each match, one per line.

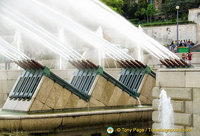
left=187, top=51, right=192, bottom=65
left=182, top=53, right=186, bottom=61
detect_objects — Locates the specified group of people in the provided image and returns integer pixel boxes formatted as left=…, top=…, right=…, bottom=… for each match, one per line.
left=169, top=39, right=195, bottom=53
left=182, top=51, right=192, bottom=65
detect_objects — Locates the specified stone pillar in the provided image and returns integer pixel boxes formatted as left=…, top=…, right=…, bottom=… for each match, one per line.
left=152, top=69, right=200, bottom=136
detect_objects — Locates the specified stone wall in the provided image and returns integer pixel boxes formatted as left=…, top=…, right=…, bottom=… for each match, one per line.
left=189, top=8, right=200, bottom=43
left=152, top=69, right=200, bottom=136
left=143, top=24, right=197, bottom=45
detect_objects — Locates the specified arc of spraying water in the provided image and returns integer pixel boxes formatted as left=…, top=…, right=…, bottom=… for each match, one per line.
left=31, top=0, right=131, bottom=61
left=0, top=4, right=82, bottom=62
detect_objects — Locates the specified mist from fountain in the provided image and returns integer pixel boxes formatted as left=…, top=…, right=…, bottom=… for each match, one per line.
left=158, top=89, right=174, bottom=136
left=0, top=0, right=129, bottom=63
left=0, top=5, right=82, bottom=62
left=0, top=37, right=30, bottom=61
left=36, top=0, right=178, bottom=60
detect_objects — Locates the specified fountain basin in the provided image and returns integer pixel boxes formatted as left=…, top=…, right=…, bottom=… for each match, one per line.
left=0, top=106, right=152, bottom=133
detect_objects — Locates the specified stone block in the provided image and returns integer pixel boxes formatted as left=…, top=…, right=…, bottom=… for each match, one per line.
left=63, top=115, right=92, bottom=127
left=90, top=114, right=105, bottom=125
left=156, top=71, right=185, bottom=87
left=152, top=123, right=184, bottom=136
left=7, top=71, right=21, bottom=80
left=127, top=96, right=138, bottom=105
left=65, top=94, right=80, bottom=108
left=29, top=99, right=44, bottom=111
left=139, top=75, right=155, bottom=101
left=99, top=81, right=115, bottom=105
left=139, top=95, right=152, bottom=105
left=42, top=104, right=52, bottom=110
left=45, top=83, right=62, bottom=109
left=7, top=80, right=17, bottom=93
left=152, top=87, right=160, bottom=98
left=74, top=115, right=92, bottom=126
left=193, top=101, right=200, bottom=114
left=104, top=113, right=120, bottom=124
left=153, top=99, right=184, bottom=112
left=153, top=111, right=192, bottom=126
left=193, top=114, right=200, bottom=128
left=54, top=88, right=70, bottom=109
left=174, top=113, right=192, bottom=126
left=14, top=99, right=33, bottom=111
left=2, top=99, right=18, bottom=111
left=119, top=112, right=142, bottom=122
left=62, top=116, right=76, bottom=127
left=0, top=71, right=7, bottom=80
left=152, top=111, right=159, bottom=122
left=35, top=77, right=55, bottom=104
left=117, top=91, right=130, bottom=106
left=21, top=118, right=62, bottom=131
left=193, top=88, right=200, bottom=102
left=153, top=88, right=192, bottom=100
left=186, top=72, right=200, bottom=87
left=107, top=87, right=122, bottom=106
left=185, top=101, right=193, bottom=114
left=0, top=80, right=8, bottom=93
left=91, top=76, right=107, bottom=101
left=89, top=97, right=105, bottom=107
left=76, top=99, right=88, bottom=108
left=0, top=119, right=21, bottom=131
left=186, top=127, right=199, bottom=136
left=141, top=111, right=152, bottom=121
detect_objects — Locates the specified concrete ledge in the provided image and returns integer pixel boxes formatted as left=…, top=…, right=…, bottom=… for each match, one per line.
left=0, top=107, right=153, bottom=132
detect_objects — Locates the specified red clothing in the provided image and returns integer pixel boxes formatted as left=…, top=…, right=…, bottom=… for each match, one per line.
left=187, top=53, right=192, bottom=60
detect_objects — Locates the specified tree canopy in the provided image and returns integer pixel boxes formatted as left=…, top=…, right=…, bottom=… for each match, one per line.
left=101, top=0, right=200, bottom=24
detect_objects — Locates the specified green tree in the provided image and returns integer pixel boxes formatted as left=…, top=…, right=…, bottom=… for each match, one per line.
left=145, top=4, right=158, bottom=22
left=122, top=0, right=137, bottom=19
left=134, top=0, right=148, bottom=20
left=162, top=0, right=200, bottom=20
left=100, top=0, right=124, bottom=14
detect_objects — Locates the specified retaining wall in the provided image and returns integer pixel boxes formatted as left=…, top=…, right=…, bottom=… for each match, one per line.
left=152, top=68, right=200, bottom=136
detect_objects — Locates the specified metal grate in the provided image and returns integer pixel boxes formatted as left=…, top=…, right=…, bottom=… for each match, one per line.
left=70, top=69, right=98, bottom=95
left=9, top=69, right=43, bottom=100
left=119, top=67, right=151, bottom=93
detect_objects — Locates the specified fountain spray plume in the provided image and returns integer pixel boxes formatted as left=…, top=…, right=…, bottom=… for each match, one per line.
left=28, top=0, right=148, bottom=68
left=91, top=0, right=179, bottom=60
left=30, top=0, right=132, bottom=61
left=0, top=37, right=45, bottom=70
left=158, top=89, right=174, bottom=136
left=0, top=4, right=83, bottom=63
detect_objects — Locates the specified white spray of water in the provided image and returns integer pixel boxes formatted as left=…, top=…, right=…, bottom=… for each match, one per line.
left=0, top=37, right=30, bottom=61
left=158, top=89, right=174, bottom=136
left=57, top=27, right=65, bottom=69
left=0, top=3, right=82, bottom=61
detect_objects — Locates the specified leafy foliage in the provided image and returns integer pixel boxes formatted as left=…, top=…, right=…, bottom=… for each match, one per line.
left=100, top=0, right=124, bottom=14
left=100, top=0, right=200, bottom=24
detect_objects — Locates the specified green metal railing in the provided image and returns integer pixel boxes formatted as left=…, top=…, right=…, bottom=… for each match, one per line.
left=9, top=67, right=90, bottom=101
left=118, top=66, right=155, bottom=95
